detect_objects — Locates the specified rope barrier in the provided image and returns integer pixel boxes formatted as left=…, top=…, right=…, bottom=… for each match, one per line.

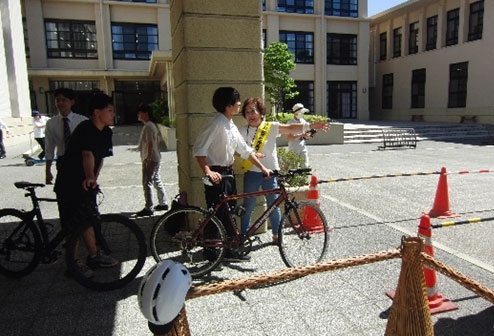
left=186, top=249, right=401, bottom=300
left=318, top=171, right=439, bottom=184
left=432, top=216, right=494, bottom=228
left=317, top=168, right=494, bottom=184
left=420, top=252, right=494, bottom=305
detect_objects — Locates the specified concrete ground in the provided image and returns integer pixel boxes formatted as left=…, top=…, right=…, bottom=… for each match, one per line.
left=0, top=123, right=493, bottom=335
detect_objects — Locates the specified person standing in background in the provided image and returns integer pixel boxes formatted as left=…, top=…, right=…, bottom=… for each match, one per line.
left=134, top=103, right=169, bottom=217
left=45, top=88, right=87, bottom=185
left=285, top=103, right=316, bottom=168
left=32, top=110, right=49, bottom=159
left=0, top=119, right=8, bottom=159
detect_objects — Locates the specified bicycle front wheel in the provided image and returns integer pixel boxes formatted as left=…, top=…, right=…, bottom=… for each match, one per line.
left=150, top=206, right=226, bottom=278
left=279, top=200, right=329, bottom=268
left=0, top=209, right=42, bottom=278
left=65, top=214, right=147, bottom=291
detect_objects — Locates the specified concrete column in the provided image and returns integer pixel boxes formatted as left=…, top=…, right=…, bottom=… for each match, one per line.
left=169, top=0, right=263, bottom=206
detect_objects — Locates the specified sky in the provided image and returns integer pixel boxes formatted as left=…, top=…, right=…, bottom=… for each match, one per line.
left=368, top=0, right=408, bottom=17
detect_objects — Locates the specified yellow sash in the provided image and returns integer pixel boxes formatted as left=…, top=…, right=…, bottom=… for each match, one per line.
left=241, top=121, right=272, bottom=172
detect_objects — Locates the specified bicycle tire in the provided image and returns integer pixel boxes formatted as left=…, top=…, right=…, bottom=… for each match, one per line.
left=65, top=214, right=147, bottom=291
left=278, top=200, right=329, bottom=268
left=0, top=209, right=42, bottom=278
left=150, top=206, right=226, bottom=279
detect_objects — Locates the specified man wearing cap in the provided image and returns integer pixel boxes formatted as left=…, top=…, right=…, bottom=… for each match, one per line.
left=32, top=110, right=49, bottom=159
left=285, top=103, right=313, bottom=168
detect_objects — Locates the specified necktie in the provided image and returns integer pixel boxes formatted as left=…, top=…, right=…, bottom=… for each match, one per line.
left=63, top=117, right=71, bottom=145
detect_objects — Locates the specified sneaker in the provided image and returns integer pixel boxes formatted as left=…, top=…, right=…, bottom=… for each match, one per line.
left=223, top=249, right=251, bottom=262
left=154, top=204, right=169, bottom=211
left=87, top=251, right=119, bottom=269
left=135, top=208, right=153, bottom=217
left=0, top=154, right=6, bottom=159
left=65, top=259, right=95, bottom=279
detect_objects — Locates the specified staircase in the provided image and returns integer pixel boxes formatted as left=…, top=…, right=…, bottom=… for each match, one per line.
left=344, top=122, right=493, bottom=144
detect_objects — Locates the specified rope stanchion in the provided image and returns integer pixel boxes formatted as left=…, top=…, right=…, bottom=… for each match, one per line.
left=432, top=216, right=494, bottom=228
left=318, top=171, right=440, bottom=184
left=385, top=237, right=433, bottom=336
left=447, top=169, right=494, bottom=175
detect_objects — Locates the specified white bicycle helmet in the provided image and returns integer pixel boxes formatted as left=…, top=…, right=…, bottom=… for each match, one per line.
left=138, top=260, right=192, bottom=325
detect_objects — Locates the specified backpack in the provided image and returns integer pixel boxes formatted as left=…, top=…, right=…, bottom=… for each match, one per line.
left=165, top=191, right=188, bottom=235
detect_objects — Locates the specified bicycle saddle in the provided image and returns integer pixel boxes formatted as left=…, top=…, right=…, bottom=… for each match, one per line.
left=14, top=181, right=45, bottom=189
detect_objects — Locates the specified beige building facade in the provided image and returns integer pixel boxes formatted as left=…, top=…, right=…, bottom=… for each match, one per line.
left=1, top=0, right=371, bottom=125
left=370, top=0, right=493, bottom=124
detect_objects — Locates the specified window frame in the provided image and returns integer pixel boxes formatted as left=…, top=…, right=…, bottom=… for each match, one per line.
left=327, top=33, right=357, bottom=65
left=325, top=0, right=359, bottom=18
left=446, top=8, right=460, bottom=46
left=284, top=80, right=314, bottom=113
left=326, top=81, right=357, bottom=119
left=277, top=0, right=314, bottom=14
left=411, top=68, right=426, bottom=109
left=468, top=0, right=484, bottom=41
left=279, top=31, right=314, bottom=64
left=111, top=22, right=158, bottom=60
left=426, top=15, right=438, bottom=51
left=448, top=62, right=468, bottom=108
left=379, top=32, right=387, bottom=61
left=393, top=27, right=402, bottom=58
left=408, top=21, right=419, bottom=55
left=45, top=19, right=98, bottom=59
left=382, top=73, right=393, bottom=110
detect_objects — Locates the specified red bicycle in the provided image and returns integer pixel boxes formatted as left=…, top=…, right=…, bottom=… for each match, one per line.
left=150, top=168, right=330, bottom=278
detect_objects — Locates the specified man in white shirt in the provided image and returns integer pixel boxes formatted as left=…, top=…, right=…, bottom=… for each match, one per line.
left=32, top=110, right=49, bottom=159
left=194, top=87, right=272, bottom=262
left=45, top=88, right=87, bottom=184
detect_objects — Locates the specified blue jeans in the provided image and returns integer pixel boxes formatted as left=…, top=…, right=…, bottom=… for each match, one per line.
left=241, top=171, right=281, bottom=235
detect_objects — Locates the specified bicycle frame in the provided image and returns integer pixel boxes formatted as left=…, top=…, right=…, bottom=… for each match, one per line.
left=23, top=188, right=65, bottom=257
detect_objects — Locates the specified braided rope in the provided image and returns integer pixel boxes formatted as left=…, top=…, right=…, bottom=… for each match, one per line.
left=187, top=249, right=401, bottom=299
left=420, top=252, right=494, bottom=305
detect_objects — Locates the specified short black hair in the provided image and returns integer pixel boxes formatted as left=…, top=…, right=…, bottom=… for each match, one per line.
left=138, top=103, right=153, bottom=114
left=88, top=93, right=113, bottom=116
left=54, top=88, right=76, bottom=101
left=212, top=87, right=240, bottom=113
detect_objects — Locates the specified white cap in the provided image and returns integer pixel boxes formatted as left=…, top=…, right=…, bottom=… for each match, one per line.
left=292, top=103, right=309, bottom=115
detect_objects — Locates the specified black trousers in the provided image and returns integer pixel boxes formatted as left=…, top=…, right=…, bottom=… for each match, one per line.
left=0, top=129, right=5, bottom=155
left=204, top=167, right=237, bottom=238
left=35, top=137, right=45, bottom=159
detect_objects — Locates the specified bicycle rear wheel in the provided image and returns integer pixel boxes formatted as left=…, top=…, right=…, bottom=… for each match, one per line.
left=0, top=209, right=42, bottom=278
left=278, top=200, right=329, bottom=268
left=150, top=206, right=226, bottom=278
left=65, top=214, right=146, bottom=291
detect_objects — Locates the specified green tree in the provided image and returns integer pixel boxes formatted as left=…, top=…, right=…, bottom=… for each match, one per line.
left=263, top=42, right=299, bottom=113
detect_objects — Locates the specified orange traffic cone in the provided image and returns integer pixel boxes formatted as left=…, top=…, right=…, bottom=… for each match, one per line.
left=303, top=175, right=324, bottom=233
left=427, top=167, right=459, bottom=218
left=418, top=214, right=458, bottom=314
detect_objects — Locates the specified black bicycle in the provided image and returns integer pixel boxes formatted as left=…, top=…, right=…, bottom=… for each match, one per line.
left=0, top=182, right=147, bottom=291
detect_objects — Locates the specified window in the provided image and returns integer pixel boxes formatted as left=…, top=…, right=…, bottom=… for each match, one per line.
left=426, top=15, right=438, bottom=51
left=446, top=8, right=459, bottom=46
left=411, top=69, right=426, bottom=108
left=279, top=31, right=314, bottom=64
left=468, top=0, right=484, bottom=41
left=114, top=0, right=157, bottom=3
left=448, top=62, right=468, bottom=108
left=382, top=74, right=393, bottom=109
left=45, top=20, right=97, bottom=59
left=393, top=27, right=402, bottom=58
left=278, top=0, right=314, bottom=14
left=327, top=33, right=357, bottom=65
left=284, top=81, right=314, bottom=112
left=262, top=29, right=266, bottom=49
left=379, top=32, right=387, bottom=61
left=112, top=23, right=158, bottom=60
left=327, top=81, right=357, bottom=119
left=262, top=0, right=266, bottom=11
left=325, top=0, right=358, bottom=18
left=408, top=21, right=419, bottom=55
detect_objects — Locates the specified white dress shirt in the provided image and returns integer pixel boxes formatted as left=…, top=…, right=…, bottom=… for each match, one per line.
left=45, top=111, right=88, bottom=160
left=193, top=113, right=252, bottom=166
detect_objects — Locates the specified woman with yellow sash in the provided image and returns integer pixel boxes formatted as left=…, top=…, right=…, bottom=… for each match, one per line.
left=239, top=98, right=330, bottom=244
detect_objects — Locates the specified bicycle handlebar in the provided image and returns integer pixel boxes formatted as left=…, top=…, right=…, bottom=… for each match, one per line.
left=201, top=168, right=311, bottom=185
